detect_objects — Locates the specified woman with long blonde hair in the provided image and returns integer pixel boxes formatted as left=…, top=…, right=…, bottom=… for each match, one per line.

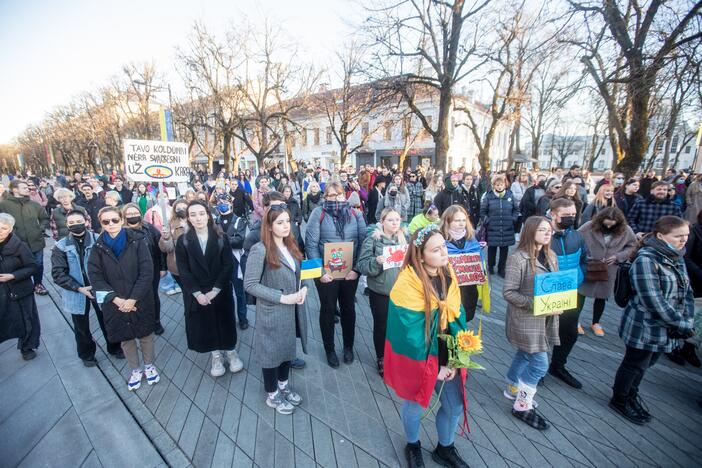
left=384, top=224, right=471, bottom=467
left=581, top=182, right=615, bottom=223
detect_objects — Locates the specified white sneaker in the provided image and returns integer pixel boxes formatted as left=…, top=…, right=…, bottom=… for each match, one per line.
left=128, top=369, right=143, bottom=391
left=266, top=391, right=294, bottom=415
left=211, top=352, right=226, bottom=377
left=226, top=350, right=244, bottom=373
left=166, top=288, right=180, bottom=296
left=144, top=365, right=160, bottom=385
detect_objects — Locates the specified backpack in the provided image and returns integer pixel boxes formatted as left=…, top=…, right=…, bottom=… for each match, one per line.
left=613, top=260, right=632, bottom=308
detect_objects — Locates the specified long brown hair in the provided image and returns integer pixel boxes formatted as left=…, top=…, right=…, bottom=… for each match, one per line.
left=185, top=200, right=223, bottom=236
left=261, top=206, right=303, bottom=268
left=439, top=205, right=475, bottom=240
left=554, top=180, right=581, bottom=202
left=591, top=207, right=627, bottom=236
left=517, top=216, right=557, bottom=272
left=402, top=228, right=450, bottom=342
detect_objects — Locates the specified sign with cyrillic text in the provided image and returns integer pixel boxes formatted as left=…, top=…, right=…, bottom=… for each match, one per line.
left=448, top=253, right=486, bottom=286
left=123, top=139, right=189, bottom=183
left=533, top=269, right=578, bottom=316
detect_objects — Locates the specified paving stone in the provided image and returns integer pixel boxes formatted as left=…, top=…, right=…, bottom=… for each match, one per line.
left=295, top=447, right=317, bottom=468
left=254, top=417, right=275, bottom=468
left=211, top=431, right=236, bottom=468
left=311, top=416, right=337, bottom=467
left=178, top=404, right=205, bottom=459
left=332, top=430, right=358, bottom=467
left=235, top=404, right=258, bottom=459
left=231, top=445, right=254, bottom=468
left=18, top=409, right=92, bottom=468
left=79, top=450, right=103, bottom=468
left=192, top=418, right=219, bottom=468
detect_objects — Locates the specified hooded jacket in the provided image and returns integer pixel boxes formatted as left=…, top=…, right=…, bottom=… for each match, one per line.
left=0, top=194, right=49, bottom=252
left=433, top=175, right=467, bottom=216
left=357, top=226, right=406, bottom=296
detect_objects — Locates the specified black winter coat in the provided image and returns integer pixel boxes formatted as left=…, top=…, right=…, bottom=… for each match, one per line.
left=461, top=185, right=481, bottom=224
left=133, top=223, right=165, bottom=275
left=479, top=190, right=519, bottom=247
left=685, top=222, right=702, bottom=298
left=229, top=187, right=253, bottom=218
left=434, top=188, right=467, bottom=216
left=286, top=197, right=303, bottom=225
left=175, top=228, right=237, bottom=352
left=519, top=184, right=545, bottom=219
left=76, top=195, right=106, bottom=234
left=0, top=234, right=40, bottom=349
left=88, top=229, right=155, bottom=342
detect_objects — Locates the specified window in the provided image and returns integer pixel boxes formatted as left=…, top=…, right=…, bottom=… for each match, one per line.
left=301, top=129, right=307, bottom=146
left=597, top=160, right=604, bottom=169
left=685, top=145, right=692, bottom=154
left=655, top=140, right=663, bottom=152
left=313, top=128, right=320, bottom=146
left=361, top=122, right=369, bottom=140
left=325, top=126, right=332, bottom=145
left=384, top=121, right=393, bottom=141
left=671, top=135, right=679, bottom=152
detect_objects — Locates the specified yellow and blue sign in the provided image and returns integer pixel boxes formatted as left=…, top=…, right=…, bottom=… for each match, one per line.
left=300, top=258, right=323, bottom=280
left=534, top=269, right=578, bottom=316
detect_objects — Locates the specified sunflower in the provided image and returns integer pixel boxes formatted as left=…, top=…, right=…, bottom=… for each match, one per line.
left=456, top=330, right=482, bottom=352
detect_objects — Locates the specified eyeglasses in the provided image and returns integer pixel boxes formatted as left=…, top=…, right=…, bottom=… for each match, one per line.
left=100, top=218, right=121, bottom=226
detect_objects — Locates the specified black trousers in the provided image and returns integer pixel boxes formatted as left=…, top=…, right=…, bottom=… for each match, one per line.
left=460, top=285, right=479, bottom=323
left=551, top=293, right=585, bottom=369
left=71, top=299, right=121, bottom=359
left=152, top=272, right=161, bottom=326
left=368, top=290, right=390, bottom=359
left=612, top=346, right=661, bottom=401
left=487, top=246, right=508, bottom=273
left=315, top=278, right=359, bottom=352
left=262, top=361, right=291, bottom=393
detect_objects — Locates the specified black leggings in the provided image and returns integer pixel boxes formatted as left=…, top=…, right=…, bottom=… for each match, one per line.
left=552, top=293, right=584, bottom=369
left=576, top=296, right=607, bottom=325
left=262, top=361, right=291, bottom=393
left=368, top=290, right=390, bottom=360
left=487, top=246, right=508, bottom=273
left=612, top=346, right=660, bottom=401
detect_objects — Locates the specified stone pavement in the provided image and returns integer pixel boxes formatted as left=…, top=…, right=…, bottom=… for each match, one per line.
left=9, top=250, right=702, bottom=468
left=0, top=286, right=164, bottom=467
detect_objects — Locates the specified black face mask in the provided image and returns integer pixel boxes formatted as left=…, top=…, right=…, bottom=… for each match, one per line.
left=68, top=223, right=86, bottom=235
left=558, top=216, right=575, bottom=230
left=389, top=190, right=398, bottom=197
left=175, top=209, right=186, bottom=218
left=126, top=216, right=142, bottom=225
left=601, top=224, right=618, bottom=233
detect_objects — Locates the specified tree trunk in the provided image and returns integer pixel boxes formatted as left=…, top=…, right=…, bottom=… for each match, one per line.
left=435, top=85, right=452, bottom=171
left=435, top=130, right=450, bottom=172
left=222, top=134, right=232, bottom=174
left=617, top=76, right=651, bottom=177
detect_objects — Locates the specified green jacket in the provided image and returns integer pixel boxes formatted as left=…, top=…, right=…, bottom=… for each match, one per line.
left=357, top=227, right=406, bottom=296
left=0, top=195, right=49, bottom=251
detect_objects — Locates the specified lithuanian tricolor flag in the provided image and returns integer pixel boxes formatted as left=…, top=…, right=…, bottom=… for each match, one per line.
left=383, top=266, right=468, bottom=407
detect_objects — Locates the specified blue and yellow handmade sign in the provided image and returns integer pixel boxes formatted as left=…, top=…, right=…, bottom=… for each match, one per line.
left=533, top=269, right=578, bottom=316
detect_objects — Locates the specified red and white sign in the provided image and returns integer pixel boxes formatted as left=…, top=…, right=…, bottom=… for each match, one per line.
left=448, top=253, right=486, bottom=286
left=383, top=245, right=408, bottom=270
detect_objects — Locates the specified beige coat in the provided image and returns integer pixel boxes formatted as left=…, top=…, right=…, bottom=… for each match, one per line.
left=503, top=249, right=560, bottom=353
left=577, top=221, right=637, bottom=299
left=685, top=180, right=702, bottom=224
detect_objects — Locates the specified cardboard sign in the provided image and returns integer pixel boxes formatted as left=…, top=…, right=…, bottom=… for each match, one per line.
left=383, top=245, right=408, bottom=270
left=123, top=139, right=190, bottom=183
left=323, top=242, right=354, bottom=279
left=533, top=269, right=578, bottom=316
left=448, top=253, right=486, bottom=286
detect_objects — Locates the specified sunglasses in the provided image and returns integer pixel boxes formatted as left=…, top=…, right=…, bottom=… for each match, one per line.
left=100, top=217, right=121, bottom=226
left=268, top=203, right=289, bottom=211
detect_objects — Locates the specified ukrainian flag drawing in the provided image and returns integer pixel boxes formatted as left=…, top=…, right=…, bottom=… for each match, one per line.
left=300, top=258, right=323, bottom=280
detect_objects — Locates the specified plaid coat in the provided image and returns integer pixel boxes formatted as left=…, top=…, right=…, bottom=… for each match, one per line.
left=406, top=181, right=425, bottom=220
left=626, top=197, right=682, bottom=234
left=503, top=250, right=560, bottom=353
left=619, top=237, right=694, bottom=353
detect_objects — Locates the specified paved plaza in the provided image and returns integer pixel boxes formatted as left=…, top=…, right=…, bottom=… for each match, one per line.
left=1, top=252, right=701, bottom=467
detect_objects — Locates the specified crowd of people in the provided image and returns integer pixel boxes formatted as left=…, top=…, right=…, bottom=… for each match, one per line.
left=0, top=161, right=700, bottom=467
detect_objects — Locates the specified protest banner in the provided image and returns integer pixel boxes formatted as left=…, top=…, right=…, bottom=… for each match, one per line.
left=448, top=253, right=486, bottom=286
left=323, top=242, right=354, bottom=279
left=123, top=139, right=189, bottom=183
left=382, top=245, right=408, bottom=270
left=533, top=269, right=578, bottom=316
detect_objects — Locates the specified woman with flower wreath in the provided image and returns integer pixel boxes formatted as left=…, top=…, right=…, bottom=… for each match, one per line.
left=384, top=224, right=473, bottom=468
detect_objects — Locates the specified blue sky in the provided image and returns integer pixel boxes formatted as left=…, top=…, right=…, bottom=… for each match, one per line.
left=0, top=0, right=356, bottom=143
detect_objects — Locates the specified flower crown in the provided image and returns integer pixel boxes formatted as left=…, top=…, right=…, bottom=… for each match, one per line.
left=414, top=223, right=439, bottom=247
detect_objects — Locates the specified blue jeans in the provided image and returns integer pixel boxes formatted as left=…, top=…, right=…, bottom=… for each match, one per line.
left=401, top=376, right=464, bottom=446
left=506, top=350, right=549, bottom=387
left=233, top=278, right=248, bottom=323
left=32, top=250, right=44, bottom=286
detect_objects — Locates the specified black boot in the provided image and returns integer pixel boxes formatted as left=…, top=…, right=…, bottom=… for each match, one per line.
left=548, top=365, right=582, bottom=389
left=343, top=347, right=354, bottom=364
left=666, top=347, right=686, bottom=366
left=680, top=342, right=701, bottom=368
left=609, top=396, right=647, bottom=425
left=377, top=358, right=384, bottom=377
left=325, top=350, right=339, bottom=368
left=432, top=443, right=469, bottom=468
left=405, top=441, right=425, bottom=468
left=628, top=392, right=652, bottom=422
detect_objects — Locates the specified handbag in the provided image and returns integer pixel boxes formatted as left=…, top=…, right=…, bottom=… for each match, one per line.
left=585, top=259, right=609, bottom=282
left=475, top=224, right=487, bottom=243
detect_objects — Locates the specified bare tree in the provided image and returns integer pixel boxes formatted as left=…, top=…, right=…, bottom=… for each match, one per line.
left=363, top=0, right=491, bottom=171
left=569, top=0, right=702, bottom=176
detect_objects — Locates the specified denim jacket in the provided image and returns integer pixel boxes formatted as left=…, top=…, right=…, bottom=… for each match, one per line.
left=51, top=232, right=97, bottom=314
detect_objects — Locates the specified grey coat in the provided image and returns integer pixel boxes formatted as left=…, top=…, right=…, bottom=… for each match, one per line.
left=503, top=250, right=560, bottom=353
left=577, top=221, right=637, bottom=299
left=305, top=205, right=367, bottom=268
left=244, top=242, right=308, bottom=368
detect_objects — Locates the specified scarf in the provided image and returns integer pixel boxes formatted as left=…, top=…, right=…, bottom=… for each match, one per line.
left=323, top=200, right=351, bottom=238
left=101, top=229, right=127, bottom=258
left=448, top=228, right=467, bottom=241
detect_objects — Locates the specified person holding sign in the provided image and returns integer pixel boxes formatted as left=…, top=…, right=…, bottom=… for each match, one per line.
left=244, top=206, right=308, bottom=415
left=305, top=182, right=367, bottom=368
left=439, top=205, right=482, bottom=322
left=357, top=208, right=408, bottom=376
left=547, top=198, right=589, bottom=389
left=503, top=216, right=559, bottom=430
left=384, top=225, right=471, bottom=468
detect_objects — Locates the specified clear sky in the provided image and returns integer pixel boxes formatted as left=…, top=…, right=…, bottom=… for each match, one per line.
left=0, top=0, right=358, bottom=143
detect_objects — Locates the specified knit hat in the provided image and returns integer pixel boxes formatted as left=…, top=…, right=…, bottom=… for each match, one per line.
left=546, top=178, right=561, bottom=190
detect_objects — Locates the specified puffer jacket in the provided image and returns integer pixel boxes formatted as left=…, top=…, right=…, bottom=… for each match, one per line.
left=550, top=228, right=588, bottom=285
left=479, top=190, right=519, bottom=247
left=619, top=237, right=694, bottom=352
left=0, top=194, right=49, bottom=252
left=305, top=205, right=367, bottom=269
left=357, top=227, right=406, bottom=296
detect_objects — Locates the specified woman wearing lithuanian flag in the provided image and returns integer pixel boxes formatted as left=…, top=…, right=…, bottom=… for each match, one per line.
left=384, top=224, right=471, bottom=468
